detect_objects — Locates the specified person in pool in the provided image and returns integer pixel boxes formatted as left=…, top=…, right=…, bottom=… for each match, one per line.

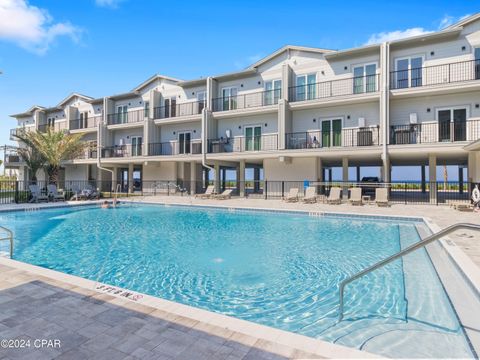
left=101, top=201, right=110, bottom=209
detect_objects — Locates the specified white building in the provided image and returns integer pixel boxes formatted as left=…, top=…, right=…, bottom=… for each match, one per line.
left=6, top=14, right=480, bottom=196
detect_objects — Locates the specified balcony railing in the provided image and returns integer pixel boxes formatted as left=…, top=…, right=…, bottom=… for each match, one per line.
left=38, top=122, right=68, bottom=133
left=148, top=140, right=202, bottom=156
left=101, top=145, right=143, bottom=158
left=153, top=101, right=205, bottom=120
left=285, top=127, right=380, bottom=149
left=207, top=134, right=278, bottom=153
left=70, top=115, right=102, bottom=130
left=211, top=89, right=281, bottom=112
left=106, top=109, right=147, bottom=125
left=288, top=74, right=379, bottom=103
left=390, top=59, right=480, bottom=90
left=390, top=120, right=480, bottom=144
left=4, top=154, right=22, bottom=165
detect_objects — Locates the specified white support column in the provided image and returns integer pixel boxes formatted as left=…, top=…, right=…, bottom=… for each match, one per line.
left=239, top=160, right=246, bottom=197
left=128, top=163, right=134, bottom=193
left=342, top=157, right=349, bottom=182
left=112, top=166, right=118, bottom=190
left=190, top=161, right=197, bottom=195
left=214, top=162, right=220, bottom=194
left=429, top=154, right=437, bottom=204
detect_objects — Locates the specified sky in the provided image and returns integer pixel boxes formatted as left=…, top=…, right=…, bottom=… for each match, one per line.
left=0, top=0, right=477, bottom=180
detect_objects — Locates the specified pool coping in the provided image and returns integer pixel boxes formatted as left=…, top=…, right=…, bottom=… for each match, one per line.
left=1, top=200, right=479, bottom=358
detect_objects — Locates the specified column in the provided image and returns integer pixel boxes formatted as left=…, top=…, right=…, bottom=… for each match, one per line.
left=459, top=166, right=464, bottom=194
left=128, top=163, right=134, bottom=193
left=112, top=166, right=118, bottom=192
left=328, top=168, right=332, bottom=182
left=381, top=157, right=391, bottom=183
left=429, top=154, right=437, bottom=204
left=239, top=160, right=246, bottom=197
left=342, top=157, right=349, bottom=198
left=190, top=161, right=197, bottom=195
left=221, top=168, right=226, bottom=191
left=317, top=157, right=324, bottom=194
left=421, top=165, right=426, bottom=193
left=214, top=162, right=220, bottom=194
left=254, top=167, right=260, bottom=193
left=356, top=166, right=361, bottom=183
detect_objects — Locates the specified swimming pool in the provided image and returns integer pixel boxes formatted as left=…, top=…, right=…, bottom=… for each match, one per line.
left=0, top=204, right=475, bottom=358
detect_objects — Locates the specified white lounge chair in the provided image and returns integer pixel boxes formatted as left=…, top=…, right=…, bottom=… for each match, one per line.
left=303, top=186, right=317, bottom=204
left=47, top=184, right=65, bottom=202
left=213, top=189, right=233, bottom=200
left=82, top=184, right=100, bottom=200
left=375, top=188, right=390, bottom=207
left=29, top=184, right=48, bottom=203
left=69, top=184, right=85, bottom=201
left=327, top=187, right=342, bottom=204
left=284, top=188, right=299, bottom=202
left=349, top=188, right=363, bottom=206
left=196, top=185, right=215, bottom=199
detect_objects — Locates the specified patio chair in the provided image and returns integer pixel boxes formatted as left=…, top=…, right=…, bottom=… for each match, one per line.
left=303, top=186, right=317, bottom=204
left=213, top=189, right=233, bottom=200
left=348, top=188, right=363, bottom=206
left=284, top=188, right=299, bottom=203
left=375, top=188, right=390, bottom=207
left=82, top=184, right=100, bottom=200
left=29, top=184, right=48, bottom=203
left=47, top=184, right=65, bottom=202
left=327, top=187, right=342, bottom=204
left=196, top=185, right=215, bottom=199
left=69, top=184, right=85, bottom=201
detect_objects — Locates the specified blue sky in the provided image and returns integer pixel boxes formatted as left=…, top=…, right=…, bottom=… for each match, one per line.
left=0, top=0, right=477, bottom=180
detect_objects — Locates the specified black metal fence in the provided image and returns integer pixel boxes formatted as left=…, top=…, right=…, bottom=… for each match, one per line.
left=285, top=127, right=380, bottom=149
left=211, top=89, right=281, bottom=112
left=153, top=101, right=205, bottom=119
left=0, top=180, right=474, bottom=206
left=106, top=109, right=147, bottom=125
left=70, top=115, right=102, bottom=130
left=207, top=134, right=278, bottom=153
left=148, top=141, right=202, bottom=156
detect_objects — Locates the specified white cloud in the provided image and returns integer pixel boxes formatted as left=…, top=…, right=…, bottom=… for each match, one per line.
left=364, top=14, right=471, bottom=45
left=234, top=54, right=263, bottom=69
left=0, top=0, right=81, bottom=55
left=95, top=0, right=125, bottom=8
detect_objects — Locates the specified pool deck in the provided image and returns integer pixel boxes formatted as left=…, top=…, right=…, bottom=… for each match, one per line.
left=0, top=197, right=479, bottom=359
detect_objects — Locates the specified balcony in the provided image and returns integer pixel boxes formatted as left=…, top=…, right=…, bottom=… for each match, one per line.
left=106, top=109, right=147, bottom=126
left=101, top=145, right=143, bottom=158
left=70, top=115, right=102, bottom=130
left=390, top=59, right=480, bottom=90
left=38, top=122, right=68, bottom=133
left=4, top=154, right=22, bottom=166
left=288, top=74, right=379, bottom=103
left=207, top=134, right=278, bottom=153
left=211, top=89, right=281, bottom=112
left=153, top=101, right=205, bottom=120
left=285, top=127, right=380, bottom=149
left=390, top=120, right=480, bottom=145
left=148, top=140, right=202, bottom=156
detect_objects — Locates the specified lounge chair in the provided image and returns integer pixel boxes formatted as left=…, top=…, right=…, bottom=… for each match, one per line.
left=196, top=185, right=215, bottom=199
left=303, top=186, right=317, bottom=203
left=213, top=189, right=233, bottom=200
left=47, top=184, right=65, bottom=202
left=284, top=188, right=299, bottom=202
left=327, top=187, right=342, bottom=204
left=82, top=184, right=100, bottom=200
left=449, top=201, right=473, bottom=211
left=69, top=184, right=85, bottom=201
left=29, top=184, right=48, bottom=203
left=375, top=188, right=389, bottom=207
left=348, top=188, right=363, bottom=206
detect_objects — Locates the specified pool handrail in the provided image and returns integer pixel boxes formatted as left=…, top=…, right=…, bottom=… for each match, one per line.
left=338, top=222, right=480, bottom=321
left=0, top=225, right=13, bottom=258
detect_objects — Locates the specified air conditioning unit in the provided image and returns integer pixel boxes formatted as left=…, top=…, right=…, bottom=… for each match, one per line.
left=358, top=117, right=366, bottom=128
left=409, top=113, right=418, bottom=124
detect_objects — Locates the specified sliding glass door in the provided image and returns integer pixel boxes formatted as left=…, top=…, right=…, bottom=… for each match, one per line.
left=245, top=126, right=261, bottom=151
left=321, top=119, right=342, bottom=147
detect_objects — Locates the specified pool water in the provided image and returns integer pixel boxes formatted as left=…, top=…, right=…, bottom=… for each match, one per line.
left=0, top=204, right=473, bottom=358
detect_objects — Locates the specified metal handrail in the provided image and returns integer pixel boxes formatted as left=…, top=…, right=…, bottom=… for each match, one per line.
left=338, top=222, right=480, bottom=321
left=0, top=225, right=13, bottom=258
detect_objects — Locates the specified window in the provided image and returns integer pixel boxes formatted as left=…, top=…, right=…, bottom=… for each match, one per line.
left=245, top=125, right=262, bottom=151
left=264, top=80, right=282, bottom=105
left=197, top=92, right=206, bottom=114
left=144, top=101, right=150, bottom=118
left=131, top=136, right=142, bottom=156
left=295, top=74, right=316, bottom=101
left=222, top=87, right=237, bottom=111
left=395, top=57, right=423, bottom=88
left=178, top=132, right=191, bottom=154
left=353, top=64, right=377, bottom=94
left=475, top=48, right=480, bottom=80
left=117, top=105, right=128, bottom=124
left=437, top=107, right=467, bottom=142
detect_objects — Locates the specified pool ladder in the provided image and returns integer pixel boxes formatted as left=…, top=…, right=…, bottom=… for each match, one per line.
left=338, top=222, right=480, bottom=321
left=0, top=225, right=13, bottom=258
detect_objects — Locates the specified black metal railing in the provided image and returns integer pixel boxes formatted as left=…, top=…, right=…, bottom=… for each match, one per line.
left=107, top=109, right=147, bottom=125
left=38, top=122, right=68, bottom=133
left=153, top=101, right=205, bottom=119
left=288, top=74, right=379, bottom=102
left=211, top=89, right=281, bottom=112
left=70, top=115, right=102, bottom=130
left=4, top=154, right=21, bottom=164
left=207, top=134, right=278, bottom=153
left=390, top=120, right=480, bottom=144
left=101, top=144, right=143, bottom=158
left=390, top=59, right=480, bottom=90
left=285, top=127, right=380, bottom=149
left=148, top=140, right=202, bottom=156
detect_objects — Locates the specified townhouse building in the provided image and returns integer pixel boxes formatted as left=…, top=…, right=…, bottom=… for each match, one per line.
left=6, top=14, right=480, bottom=196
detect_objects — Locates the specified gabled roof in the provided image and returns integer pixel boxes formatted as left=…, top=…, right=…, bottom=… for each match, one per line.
left=57, top=93, right=93, bottom=107
left=250, top=45, right=335, bottom=69
left=447, top=13, right=480, bottom=29
left=10, top=105, right=45, bottom=118
left=132, top=74, right=184, bottom=92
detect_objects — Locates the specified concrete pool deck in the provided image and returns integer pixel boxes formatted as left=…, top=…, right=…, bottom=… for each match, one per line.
left=0, top=197, right=479, bottom=359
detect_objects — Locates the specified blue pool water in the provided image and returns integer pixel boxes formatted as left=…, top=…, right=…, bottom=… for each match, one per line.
left=0, top=204, right=473, bottom=358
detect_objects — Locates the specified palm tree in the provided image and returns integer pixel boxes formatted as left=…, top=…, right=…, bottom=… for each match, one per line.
left=15, top=128, right=86, bottom=184
left=15, top=145, right=45, bottom=182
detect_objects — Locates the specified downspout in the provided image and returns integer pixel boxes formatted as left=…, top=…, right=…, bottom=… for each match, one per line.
left=381, top=41, right=390, bottom=182
left=202, top=77, right=215, bottom=173
left=96, top=109, right=116, bottom=203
